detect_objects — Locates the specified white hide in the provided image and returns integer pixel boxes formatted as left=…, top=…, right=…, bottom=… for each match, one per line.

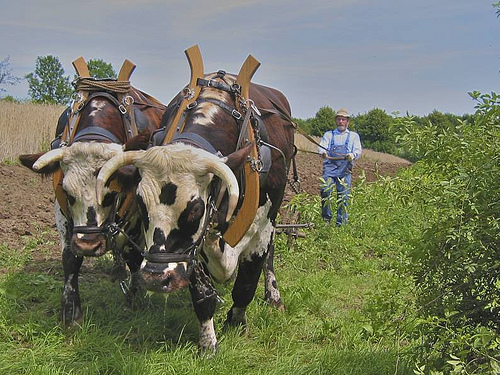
left=203, top=200, right=273, bottom=282
left=198, top=318, right=218, bottom=351
left=59, top=142, right=123, bottom=227
left=191, top=73, right=236, bottom=127
left=55, top=200, right=69, bottom=252
left=88, top=100, right=107, bottom=117
left=137, top=161, right=212, bottom=264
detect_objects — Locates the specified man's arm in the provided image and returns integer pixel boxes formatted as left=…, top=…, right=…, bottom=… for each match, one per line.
left=346, top=132, right=362, bottom=161
left=318, top=131, right=332, bottom=156
left=351, top=133, right=362, bottom=160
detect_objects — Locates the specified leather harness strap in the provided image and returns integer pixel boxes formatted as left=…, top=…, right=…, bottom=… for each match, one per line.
left=188, top=98, right=242, bottom=121
left=54, top=57, right=144, bottom=221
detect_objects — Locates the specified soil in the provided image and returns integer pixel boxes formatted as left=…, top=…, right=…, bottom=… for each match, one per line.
left=0, top=152, right=410, bottom=263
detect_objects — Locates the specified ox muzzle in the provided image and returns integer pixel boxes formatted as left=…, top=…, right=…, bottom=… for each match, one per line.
left=71, top=224, right=113, bottom=257
left=140, top=253, right=192, bottom=293
left=140, top=241, right=201, bottom=293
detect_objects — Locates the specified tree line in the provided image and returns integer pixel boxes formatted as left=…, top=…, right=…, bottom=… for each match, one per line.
left=294, top=105, right=474, bottom=161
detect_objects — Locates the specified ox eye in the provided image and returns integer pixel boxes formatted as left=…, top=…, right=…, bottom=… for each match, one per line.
left=187, top=199, right=205, bottom=223
left=102, top=192, right=117, bottom=207
left=67, top=194, right=76, bottom=206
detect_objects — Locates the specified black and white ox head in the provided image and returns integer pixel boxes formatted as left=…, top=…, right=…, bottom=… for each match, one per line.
left=96, top=144, right=240, bottom=293
left=21, top=142, right=130, bottom=256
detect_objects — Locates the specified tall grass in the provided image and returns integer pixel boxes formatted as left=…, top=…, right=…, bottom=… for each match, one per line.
left=0, top=101, right=64, bottom=162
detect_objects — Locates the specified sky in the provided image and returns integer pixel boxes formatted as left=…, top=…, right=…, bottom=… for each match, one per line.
left=1, top=0, right=499, bottom=119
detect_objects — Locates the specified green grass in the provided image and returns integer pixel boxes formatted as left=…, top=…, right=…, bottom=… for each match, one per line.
left=0, top=175, right=421, bottom=374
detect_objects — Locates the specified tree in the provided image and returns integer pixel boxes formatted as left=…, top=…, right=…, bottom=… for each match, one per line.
left=0, top=56, right=21, bottom=95
left=310, top=106, right=336, bottom=136
left=355, top=108, right=395, bottom=153
left=76, top=58, right=117, bottom=80
left=25, top=55, right=72, bottom=105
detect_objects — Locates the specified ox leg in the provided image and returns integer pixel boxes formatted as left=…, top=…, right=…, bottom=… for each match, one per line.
left=110, top=247, right=128, bottom=282
left=55, top=203, right=84, bottom=325
left=225, top=252, right=266, bottom=331
left=61, top=246, right=84, bottom=325
left=264, top=235, right=285, bottom=311
left=123, top=248, right=145, bottom=305
left=189, top=262, right=218, bottom=353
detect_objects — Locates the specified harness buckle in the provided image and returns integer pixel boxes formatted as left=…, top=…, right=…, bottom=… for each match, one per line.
left=107, top=223, right=120, bottom=236
left=231, top=83, right=241, bottom=94
left=187, top=101, right=198, bottom=110
left=232, top=109, right=242, bottom=120
left=183, top=87, right=195, bottom=100
left=250, top=158, right=263, bottom=172
left=118, top=104, right=127, bottom=114
left=123, top=95, right=134, bottom=106
left=247, top=99, right=261, bottom=116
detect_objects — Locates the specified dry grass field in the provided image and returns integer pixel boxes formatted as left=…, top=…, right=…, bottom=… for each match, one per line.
left=0, top=101, right=65, bottom=162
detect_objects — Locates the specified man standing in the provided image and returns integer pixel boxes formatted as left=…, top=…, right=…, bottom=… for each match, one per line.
left=318, top=108, right=362, bottom=226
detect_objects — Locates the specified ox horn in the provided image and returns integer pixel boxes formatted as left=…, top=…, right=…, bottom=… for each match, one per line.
left=204, top=159, right=239, bottom=222
left=96, top=151, right=142, bottom=204
left=32, top=148, right=65, bottom=171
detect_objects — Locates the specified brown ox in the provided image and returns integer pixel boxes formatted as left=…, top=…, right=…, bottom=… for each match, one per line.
left=96, top=69, right=295, bottom=351
left=19, top=83, right=165, bottom=325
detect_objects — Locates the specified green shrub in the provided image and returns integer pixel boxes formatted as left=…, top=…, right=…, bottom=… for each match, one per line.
left=395, top=91, right=500, bottom=373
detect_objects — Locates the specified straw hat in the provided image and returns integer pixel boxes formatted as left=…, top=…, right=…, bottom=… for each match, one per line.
left=335, top=108, right=350, bottom=118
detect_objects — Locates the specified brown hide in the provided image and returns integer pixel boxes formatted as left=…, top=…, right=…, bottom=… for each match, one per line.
left=171, top=74, right=295, bottom=222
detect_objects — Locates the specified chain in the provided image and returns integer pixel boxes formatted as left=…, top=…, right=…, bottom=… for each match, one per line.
left=288, top=177, right=301, bottom=194
left=192, top=261, right=223, bottom=304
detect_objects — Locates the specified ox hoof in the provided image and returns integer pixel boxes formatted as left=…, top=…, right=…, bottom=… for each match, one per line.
left=60, top=311, right=83, bottom=328
left=224, top=308, right=248, bottom=335
left=269, top=299, right=286, bottom=312
left=198, top=342, right=219, bottom=357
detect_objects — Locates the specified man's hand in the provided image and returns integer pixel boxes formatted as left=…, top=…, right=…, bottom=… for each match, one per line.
left=346, top=153, right=354, bottom=161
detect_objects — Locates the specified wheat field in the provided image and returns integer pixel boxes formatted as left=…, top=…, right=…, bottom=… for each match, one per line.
left=0, top=101, right=65, bottom=162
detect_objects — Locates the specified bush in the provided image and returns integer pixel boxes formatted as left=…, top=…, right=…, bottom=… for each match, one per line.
left=396, top=91, right=500, bottom=373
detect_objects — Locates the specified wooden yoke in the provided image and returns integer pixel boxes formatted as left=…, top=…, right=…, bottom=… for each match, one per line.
left=163, top=45, right=205, bottom=144
left=222, top=55, right=261, bottom=247
left=67, top=56, right=91, bottom=142
left=117, top=59, right=138, bottom=138
left=53, top=56, right=92, bottom=217
left=118, top=59, right=136, bottom=81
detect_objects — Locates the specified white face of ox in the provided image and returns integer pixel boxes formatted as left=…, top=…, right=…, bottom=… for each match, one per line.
left=132, top=146, right=216, bottom=293
left=96, top=144, right=239, bottom=293
left=58, top=142, right=123, bottom=256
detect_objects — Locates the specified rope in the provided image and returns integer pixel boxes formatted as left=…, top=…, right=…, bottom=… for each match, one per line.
left=75, top=78, right=131, bottom=94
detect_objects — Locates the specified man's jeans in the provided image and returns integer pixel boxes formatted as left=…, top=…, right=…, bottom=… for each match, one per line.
left=320, top=174, right=351, bottom=226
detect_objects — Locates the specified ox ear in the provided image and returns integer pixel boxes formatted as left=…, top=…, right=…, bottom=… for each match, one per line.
left=224, top=143, right=253, bottom=174
left=106, top=165, right=141, bottom=193
left=123, top=131, right=152, bottom=151
left=19, top=153, right=60, bottom=176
